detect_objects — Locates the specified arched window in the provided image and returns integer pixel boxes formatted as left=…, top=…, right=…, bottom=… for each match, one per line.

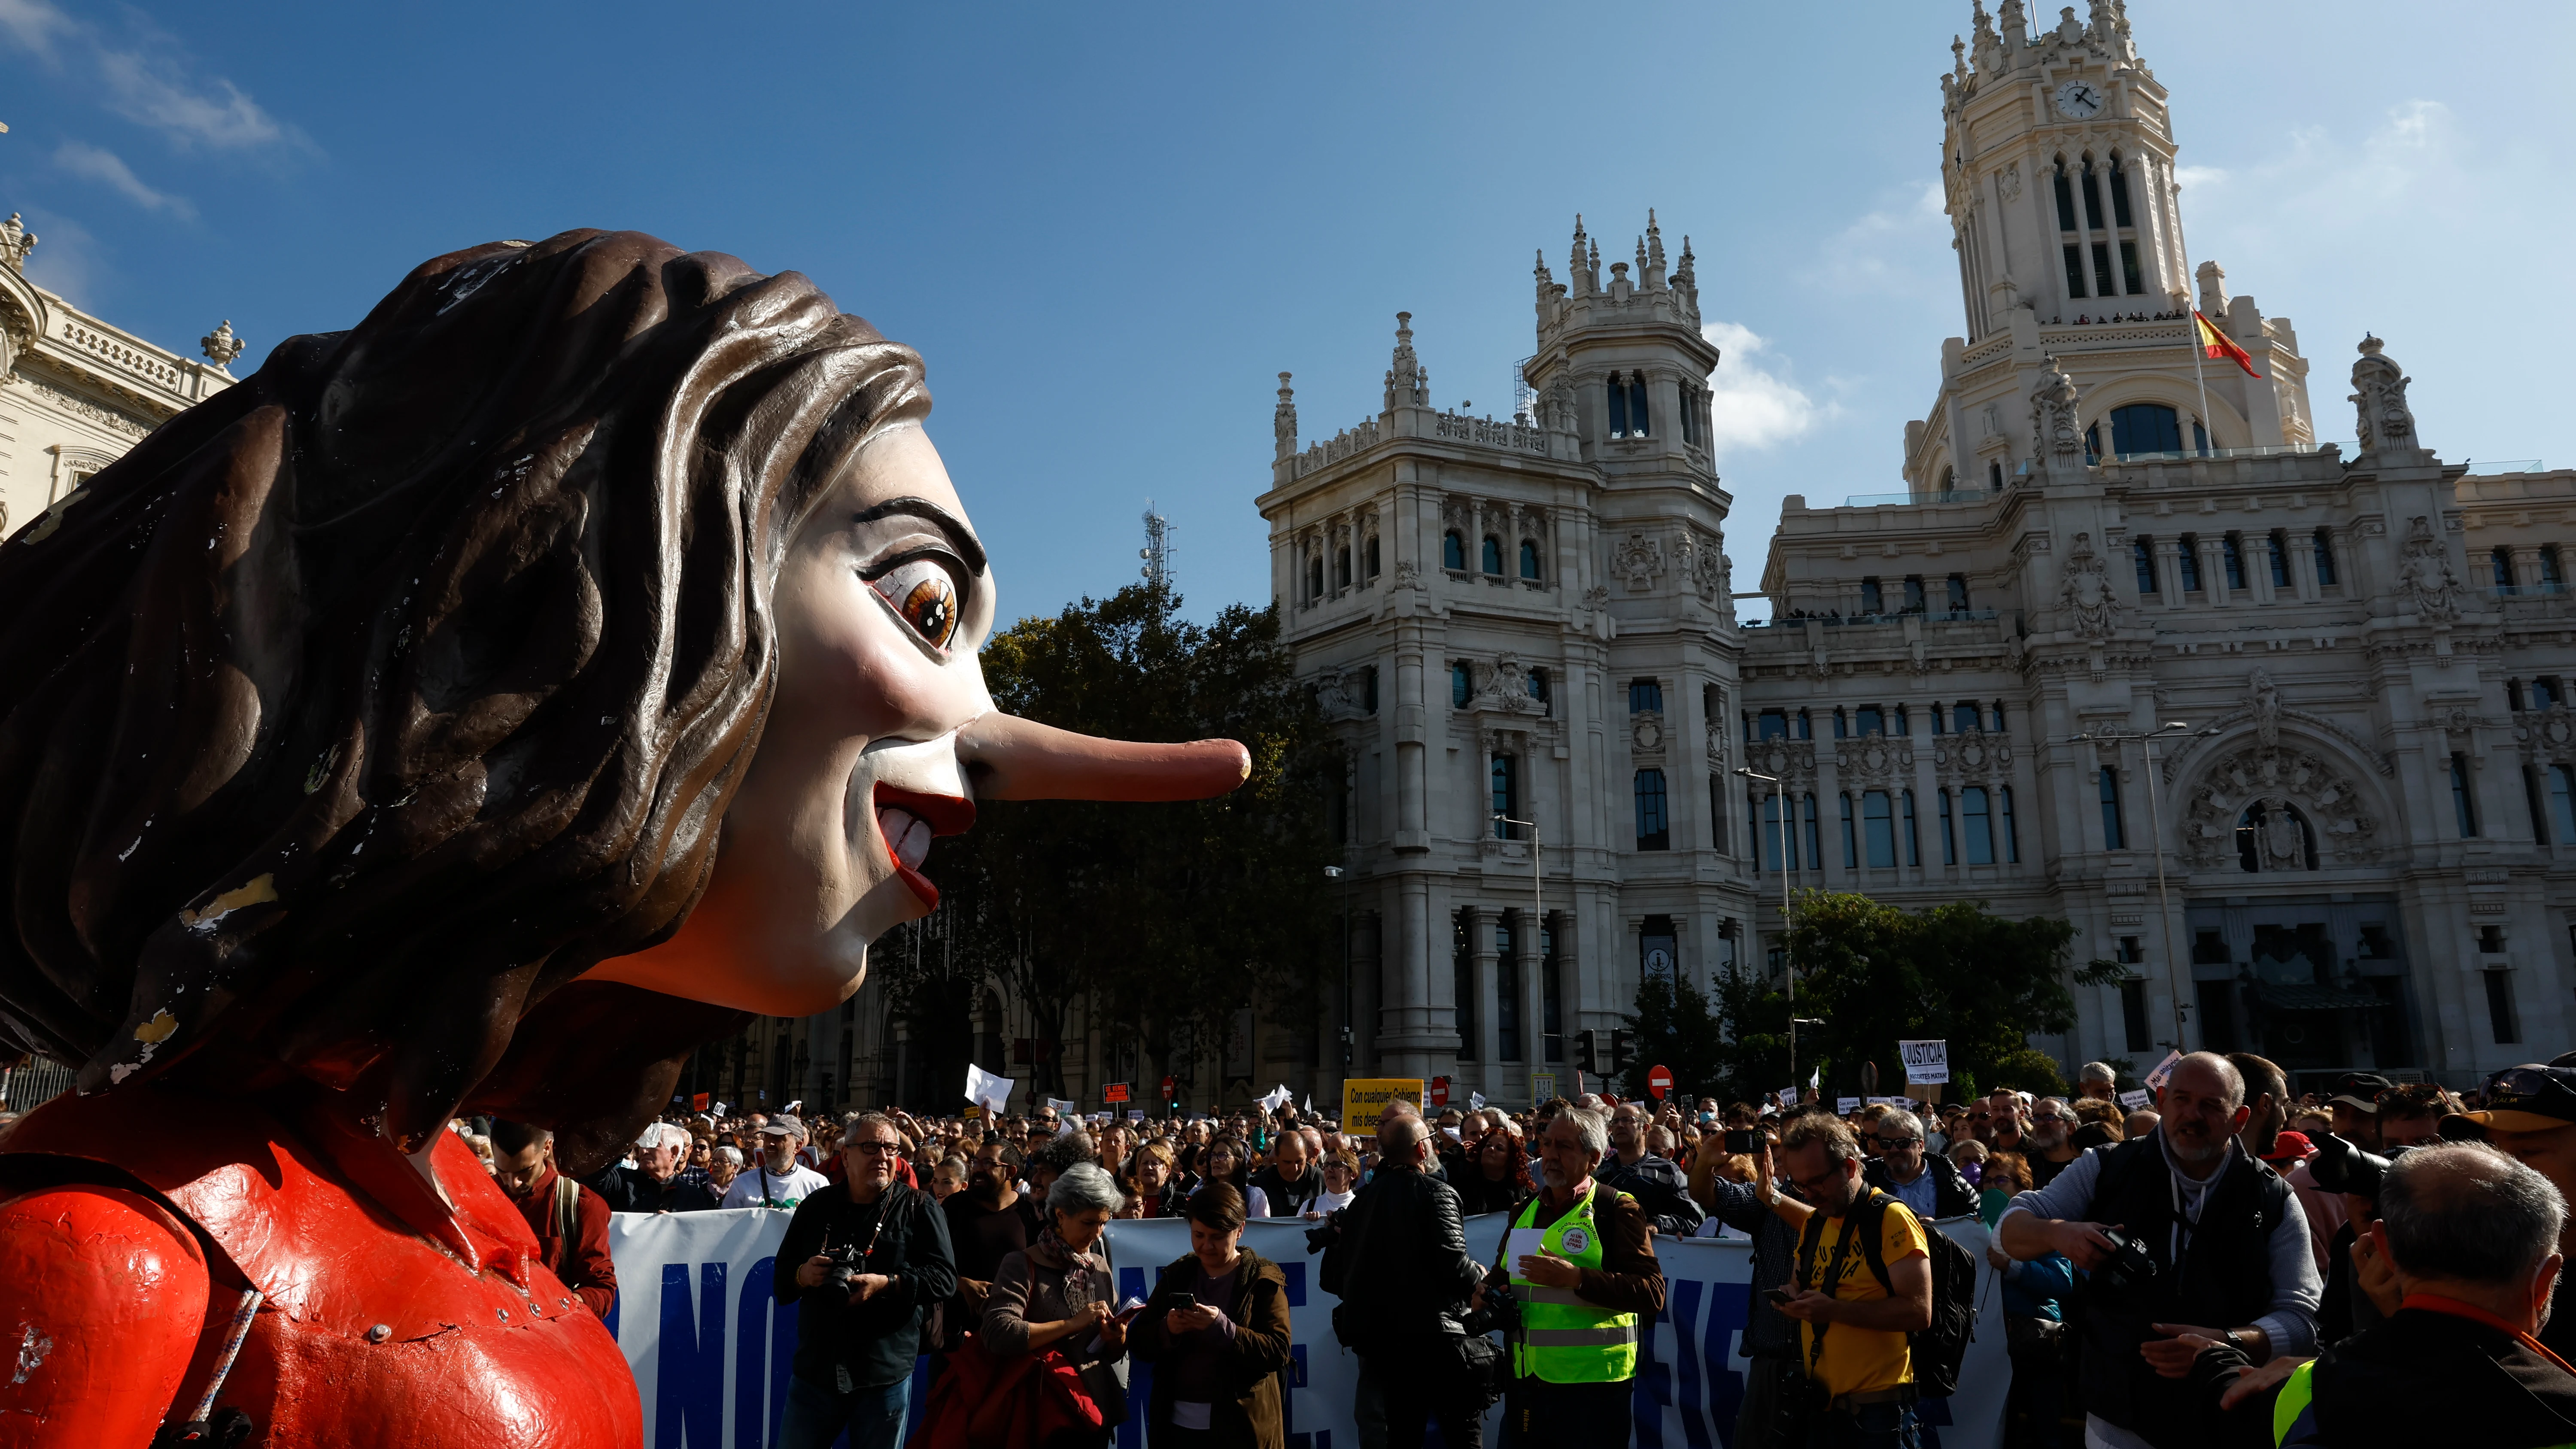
left=1492, top=755, right=1519, bottom=839
left=2268, top=531, right=2292, bottom=588
left=2108, top=403, right=2184, bottom=458
left=1839, top=793, right=1858, bottom=869
left=2546, top=547, right=2566, bottom=589
left=2552, top=766, right=2576, bottom=844
left=1519, top=539, right=1542, bottom=580
left=1901, top=790, right=1921, bottom=866
left=2493, top=547, right=2515, bottom=589
left=1443, top=530, right=1467, bottom=571
left=1937, top=789, right=1957, bottom=865
left=1628, top=374, right=1650, bottom=437
left=2053, top=165, right=2078, bottom=232
left=1607, top=374, right=1631, bottom=437
left=1988, top=460, right=2004, bottom=492
left=2313, top=529, right=2338, bottom=586
left=1954, top=702, right=1981, bottom=734
left=2175, top=535, right=2203, bottom=592
left=2134, top=537, right=2158, bottom=596
left=1795, top=709, right=1813, bottom=741
left=1634, top=769, right=1670, bottom=850
left=2223, top=535, right=2247, bottom=591
left=1335, top=544, right=1352, bottom=590
left=1527, top=667, right=1550, bottom=712
left=1481, top=535, right=1504, bottom=575
left=1801, top=793, right=1822, bottom=870
left=1306, top=553, right=1324, bottom=601
left=1962, top=787, right=1995, bottom=865
left=1451, top=662, right=1471, bottom=708
left=2099, top=769, right=2125, bottom=849
left=2001, top=785, right=2020, bottom=862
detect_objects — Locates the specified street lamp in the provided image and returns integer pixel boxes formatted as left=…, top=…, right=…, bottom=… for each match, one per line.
left=1324, top=866, right=1352, bottom=1076
left=1493, top=812, right=1544, bottom=1078
left=2066, top=721, right=2220, bottom=1051
left=1736, top=766, right=1801, bottom=1091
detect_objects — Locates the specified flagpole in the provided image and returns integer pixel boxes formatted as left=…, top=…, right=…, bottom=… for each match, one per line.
left=2183, top=294, right=2215, bottom=458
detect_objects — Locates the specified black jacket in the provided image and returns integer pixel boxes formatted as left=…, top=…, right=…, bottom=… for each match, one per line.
left=587, top=1163, right=718, bottom=1214
left=1248, top=1162, right=1324, bottom=1218
left=773, top=1179, right=958, bottom=1391
left=1861, top=1152, right=1977, bottom=1220
left=2187, top=1301, right=2576, bottom=1447
left=1599, top=1152, right=1706, bottom=1237
left=1320, top=1166, right=1482, bottom=1347
left=1133, top=1249, right=1295, bottom=1449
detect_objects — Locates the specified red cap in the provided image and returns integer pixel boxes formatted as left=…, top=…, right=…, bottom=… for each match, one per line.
left=2263, top=1130, right=2315, bottom=1163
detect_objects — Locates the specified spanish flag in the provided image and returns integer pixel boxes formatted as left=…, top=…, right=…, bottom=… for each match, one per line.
left=2194, top=310, right=2263, bottom=379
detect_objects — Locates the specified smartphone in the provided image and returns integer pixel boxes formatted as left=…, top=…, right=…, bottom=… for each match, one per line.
left=1765, top=1288, right=1794, bottom=1306
left=1725, top=1129, right=1761, bottom=1155
left=1113, top=1295, right=1149, bottom=1322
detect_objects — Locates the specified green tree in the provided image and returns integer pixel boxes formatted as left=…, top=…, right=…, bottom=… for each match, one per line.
left=1779, top=890, right=2120, bottom=1102
left=882, top=583, right=1342, bottom=1100
left=1621, top=974, right=1731, bottom=1103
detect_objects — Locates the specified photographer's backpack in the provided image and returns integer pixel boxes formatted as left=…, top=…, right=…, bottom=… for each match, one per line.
left=1851, top=1190, right=1978, bottom=1397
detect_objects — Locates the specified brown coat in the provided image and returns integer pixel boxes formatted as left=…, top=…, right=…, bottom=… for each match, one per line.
left=1132, top=1249, right=1294, bottom=1449
left=984, top=1229, right=1130, bottom=1428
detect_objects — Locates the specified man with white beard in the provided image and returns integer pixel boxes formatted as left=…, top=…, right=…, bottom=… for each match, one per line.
left=1999, top=1053, right=2321, bottom=1449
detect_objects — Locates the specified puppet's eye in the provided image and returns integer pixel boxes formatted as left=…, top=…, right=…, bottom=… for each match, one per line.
left=869, top=558, right=961, bottom=650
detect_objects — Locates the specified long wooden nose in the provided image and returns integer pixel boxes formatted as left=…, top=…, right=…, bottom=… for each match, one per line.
left=955, top=712, right=1250, bottom=802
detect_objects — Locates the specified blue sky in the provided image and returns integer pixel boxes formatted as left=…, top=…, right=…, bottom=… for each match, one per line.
left=3, top=2, right=2567, bottom=626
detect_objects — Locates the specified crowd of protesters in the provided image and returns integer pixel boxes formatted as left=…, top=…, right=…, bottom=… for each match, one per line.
left=381, top=1050, right=2576, bottom=1449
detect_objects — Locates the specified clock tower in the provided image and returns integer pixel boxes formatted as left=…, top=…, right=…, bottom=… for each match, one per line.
left=1901, top=0, right=2318, bottom=495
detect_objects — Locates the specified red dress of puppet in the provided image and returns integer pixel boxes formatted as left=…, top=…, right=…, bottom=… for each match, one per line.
left=0, top=232, right=1248, bottom=1446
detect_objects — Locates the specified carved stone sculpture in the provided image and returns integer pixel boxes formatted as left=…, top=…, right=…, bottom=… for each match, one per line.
left=2057, top=531, right=2117, bottom=638
left=2250, top=668, right=2283, bottom=750
left=2030, top=354, right=2085, bottom=471
left=1612, top=532, right=1664, bottom=592
left=2349, top=334, right=2419, bottom=456
left=2394, top=515, right=2461, bottom=622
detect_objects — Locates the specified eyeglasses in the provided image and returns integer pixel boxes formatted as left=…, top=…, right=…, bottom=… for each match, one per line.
left=850, top=1140, right=903, bottom=1154
left=1872, top=1136, right=1921, bottom=1150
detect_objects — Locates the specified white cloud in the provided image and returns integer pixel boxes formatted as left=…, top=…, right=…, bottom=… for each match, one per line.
left=1701, top=320, right=1834, bottom=457
left=0, top=4, right=302, bottom=155
left=0, top=0, right=72, bottom=58
left=55, top=141, right=194, bottom=219
left=95, top=46, right=287, bottom=152
left=1806, top=180, right=1951, bottom=293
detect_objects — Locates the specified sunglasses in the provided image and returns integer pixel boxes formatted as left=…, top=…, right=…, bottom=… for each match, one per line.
left=1872, top=1136, right=1921, bottom=1150
left=2485, top=1067, right=2576, bottom=1103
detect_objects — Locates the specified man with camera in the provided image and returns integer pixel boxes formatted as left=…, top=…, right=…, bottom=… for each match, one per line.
left=1998, top=1052, right=2321, bottom=1449
left=2174, top=1142, right=2576, bottom=1446
left=774, top=1112, right=960, bottom=1449
left=1320, top=1109, right=1488, bottom=1449
left=1479, top=1105, right=1666, bottom=1449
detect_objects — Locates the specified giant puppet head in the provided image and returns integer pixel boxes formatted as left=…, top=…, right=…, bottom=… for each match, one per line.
left=0, top=231, right=1245, bottom=1170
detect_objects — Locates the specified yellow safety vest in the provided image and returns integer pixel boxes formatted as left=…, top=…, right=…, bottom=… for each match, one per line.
left=2270, top=1359, right=2572, bottom=1447
left=1507, top=1186, right=1639, bottom=1384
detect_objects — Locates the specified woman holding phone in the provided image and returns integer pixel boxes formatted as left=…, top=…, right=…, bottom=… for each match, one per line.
left=982, top=1163, right=1133, bottom=1443
left=1133, top=1182, right=1293, bottom=1448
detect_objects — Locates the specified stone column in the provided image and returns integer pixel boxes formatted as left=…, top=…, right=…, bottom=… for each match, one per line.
left=1469, top=905, right=1498, bottom=1094
left=2154, top=538, right=2184, bottom=608
left=2202, top=536, right=2232, bottom=608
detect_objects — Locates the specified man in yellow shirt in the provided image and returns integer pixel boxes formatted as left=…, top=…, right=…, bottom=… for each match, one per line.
left=1766, top=1110, right=1934, bottom=1448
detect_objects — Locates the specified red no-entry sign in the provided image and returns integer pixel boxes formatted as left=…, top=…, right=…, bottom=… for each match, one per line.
left=1647, top=1065, right=1674, bottom=1100
left=1430, top=1075, right=1451, bottom=1108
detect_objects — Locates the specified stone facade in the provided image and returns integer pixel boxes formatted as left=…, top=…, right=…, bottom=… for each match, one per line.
left=1267, top=0, right=2572, bottom=1100
left=0, top=214, right=239, bottom=540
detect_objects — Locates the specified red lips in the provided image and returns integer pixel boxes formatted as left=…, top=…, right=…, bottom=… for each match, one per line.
left=873, top=784, right=976, bottom=908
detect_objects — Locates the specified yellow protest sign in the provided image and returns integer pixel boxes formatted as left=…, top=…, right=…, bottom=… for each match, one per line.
left=1340, top=1078, right=1424, bottom=1136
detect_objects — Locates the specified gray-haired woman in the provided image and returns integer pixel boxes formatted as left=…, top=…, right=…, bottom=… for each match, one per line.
left=984, top=1160, right=1132, bottom=1442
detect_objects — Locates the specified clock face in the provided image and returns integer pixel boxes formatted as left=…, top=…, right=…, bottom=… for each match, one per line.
left=2055, top=79, right=2106, bottom=119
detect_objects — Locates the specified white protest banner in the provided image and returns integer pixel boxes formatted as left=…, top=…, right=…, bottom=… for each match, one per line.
left=1899, top=1039, right=1950, bottom=1085
left=2120, top=1088, right=2153, bottom=1110
left=605, top=1207, right=2014, bottom=1449
left=964, top=1063, right=1014, bottom=1114
left=1530, top=1071, right=1557, bottom=1104
left=1838, top=1097, right=1862, bottom=1115
left=2142, top=1049, right=2182, bottom=1094
left=1867, top=1096, right=1911, bottom=1109
left=1777, top=1087, right=1798, bottom=1109
left=1045, top=1097, right=1077, bottom=1117
left=1128, top=1109, right=1146, bottom=1121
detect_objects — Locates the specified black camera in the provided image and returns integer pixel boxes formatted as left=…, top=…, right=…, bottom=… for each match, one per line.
left=1463, top=1280, right=1520, bottom=1337
left=2307, top=1131, right=2398, bottom=1201
left=2094, top=1227, right=2160, bottom=1293
left=824, top=1239, right=874, bottom=1294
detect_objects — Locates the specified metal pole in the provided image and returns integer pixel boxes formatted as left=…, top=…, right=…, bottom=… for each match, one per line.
left=2142, top=734, right=2188, bottom=1049
left=1736, top=768, right=1795, bottom=1094
left=2184, top=294, right=2216, bottom=459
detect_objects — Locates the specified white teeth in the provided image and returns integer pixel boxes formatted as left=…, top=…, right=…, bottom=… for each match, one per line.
left=877, top=807, right=934, bottom=871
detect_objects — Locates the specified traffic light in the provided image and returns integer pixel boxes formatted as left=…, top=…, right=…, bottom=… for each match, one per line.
left=1576, top=1029, right=1603, bottom=1076
left=1609, top=1029, right=1634, bottom=1078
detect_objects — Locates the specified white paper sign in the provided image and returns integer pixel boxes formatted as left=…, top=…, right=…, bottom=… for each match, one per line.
left=1504, top=1227, right=1550, bottom=1277
left=1777, top=1087, right=1798, bottom=1109
left=964, top=1063, right=1014, bottom=1114
left=2120, top=1089, right=2153, bottom=1110
left=1837, top=1097, right=1861, bottom=1115
left=1128, top=1109, right=1146, bottom=1121
left=1899, top=1039, right=1950, bottom=1085
left=1045, top=1097, right=1076, bottom=1115
left=1469, top=1091, right=1487, bottom=1112
left=2142, top=1049, right=2182, bottom=1093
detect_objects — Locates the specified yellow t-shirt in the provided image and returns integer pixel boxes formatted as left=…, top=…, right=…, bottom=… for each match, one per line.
left=1796, top=1197, right=1929, bottom=1398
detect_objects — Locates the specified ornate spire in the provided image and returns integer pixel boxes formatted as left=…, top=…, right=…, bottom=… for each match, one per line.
left=1569, top=215, right=1594, bottom=298
left=1274, top=371, right=1297, bottom=461
left=1383, top=312, right=1426, bottom=410
left=1951, top=34, right=1969, bottom=84
left=1644, top=209, right=1667, bottom=290
left=1674, top=234, right=1695, bottom=288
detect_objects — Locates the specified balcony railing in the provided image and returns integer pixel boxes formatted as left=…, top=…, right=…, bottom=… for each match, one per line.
left=1741, top=608, right=1998, bottom=629
left=1843, top=489, right=1989, bottom=507
left=2493, top=583, right=2571, bottom=598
